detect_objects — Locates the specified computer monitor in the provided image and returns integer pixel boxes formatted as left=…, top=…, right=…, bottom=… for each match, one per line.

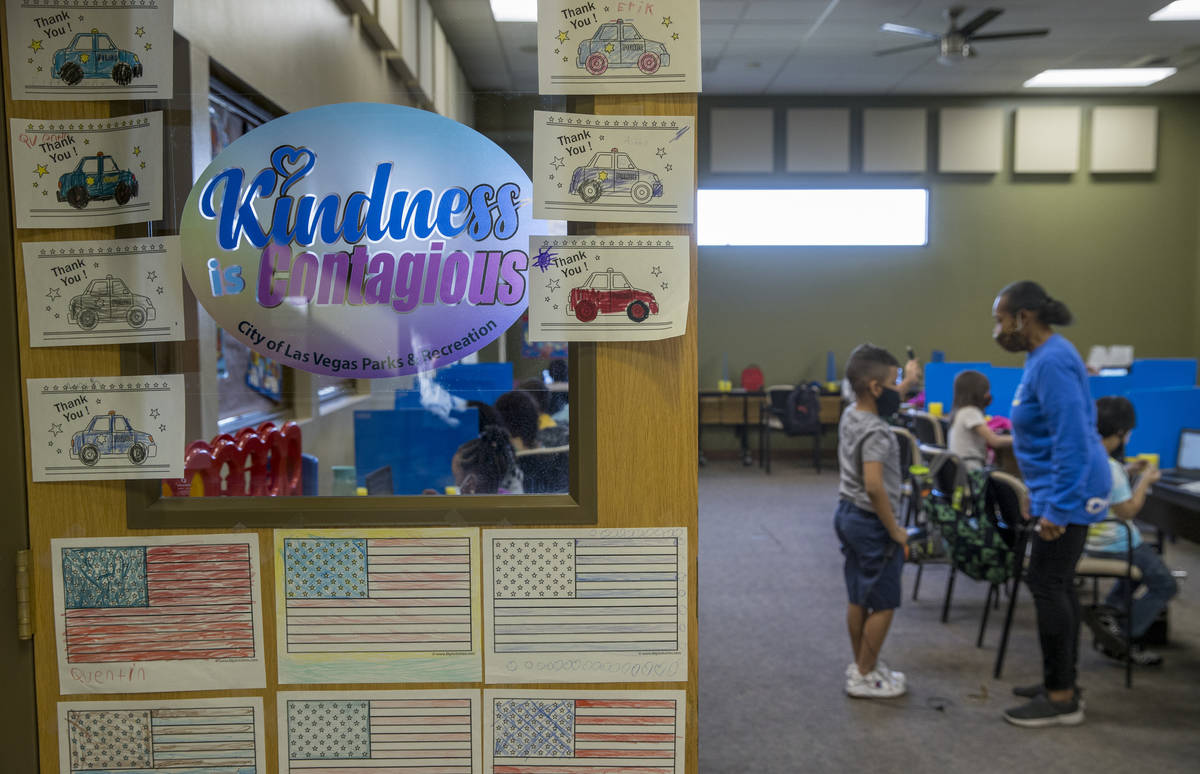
left=365, top=465, right=394, bottom=495
left=1178, top=429, right=1200, bottom=473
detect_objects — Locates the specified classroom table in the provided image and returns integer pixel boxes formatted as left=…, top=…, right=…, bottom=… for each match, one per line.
left=698, top=390, right=764, bottom=466
left=1139, top=481, right=1200, bottom=544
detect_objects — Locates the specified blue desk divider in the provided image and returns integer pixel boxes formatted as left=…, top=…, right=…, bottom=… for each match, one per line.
left=923, top=362, right=990, bottom=410
left=1089, top=358, right=1197, bottom=400
left=1124, top=387, right=1200, bottom=469
left=1089, top=373, right=1134, bottom=400
left=984, top=367, right=1024, bottom=418
left=354, top=407, right=479, bottom=494
left=395, top=362, right=514, bottom=410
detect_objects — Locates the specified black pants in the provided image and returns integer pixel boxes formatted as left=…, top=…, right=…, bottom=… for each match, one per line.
left=1024, top=523, right=1088, bottom=692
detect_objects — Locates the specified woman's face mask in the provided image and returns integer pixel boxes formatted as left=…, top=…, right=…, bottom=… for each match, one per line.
left=992, top=298, right=1029, bottom=353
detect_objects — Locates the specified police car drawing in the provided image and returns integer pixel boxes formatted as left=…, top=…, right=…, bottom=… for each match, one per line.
left=52, top=29, right=144, bottom=86
left=57, top=152, right=139, bottom=209
left=68, top=274, right=156, bottom=330
left=577, top=19, right=670, bottom=75
left=569, top=148, right=663, bottom=205
left=70, top=411, right=157, bottom=466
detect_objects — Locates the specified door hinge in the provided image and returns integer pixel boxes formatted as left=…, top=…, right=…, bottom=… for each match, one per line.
left=16, top=550, right=32, bottom=640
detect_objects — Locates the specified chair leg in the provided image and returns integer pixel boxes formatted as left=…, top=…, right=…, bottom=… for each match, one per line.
left=977, top=584, right=996, bottom=647
left=1125, top=570, right=1134, bottom=689
left=941, top=566, right=957, bottom=624
left=814, top=432, right=822, bottom=474
left=764, top=426, right=772, bottom=475
left=994, top=529, right=1029, bottom=680
left=912, top=562, right=924, bottom=601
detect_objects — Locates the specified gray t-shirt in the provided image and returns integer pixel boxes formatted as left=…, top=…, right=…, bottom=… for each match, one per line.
left=838, top=406, right=902, bottom=516
left=948, top=406, right=988, bottom=471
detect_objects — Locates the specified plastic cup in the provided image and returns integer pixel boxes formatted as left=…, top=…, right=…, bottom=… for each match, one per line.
left=928, top=402, right=944, bottom=417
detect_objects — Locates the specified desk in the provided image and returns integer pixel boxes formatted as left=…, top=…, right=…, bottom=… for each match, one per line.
left=699, top=390, right=763, bottom=466
left=1139, top=482, right=1200, bottom=544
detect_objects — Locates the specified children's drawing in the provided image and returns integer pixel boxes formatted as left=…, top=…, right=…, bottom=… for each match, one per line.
left=528, top=236, right=689, bottom=343
left=57, top=697, right=267, bottom=774
left=278, top=691, right=481, bottom=774
left=483, top=528, right=687, bottom=683
left=8, top=111, right=163, bottom=228
left=533, top=110, right=695, bottom=224
left=275, top=529, right=482, bottom=684
left=57, top=151, right=139, bottom=209
left=246, top=352, right=283, bottom=402
left=24, top=237, right=184, bottom=347
left=538, top=0, right=700, bottom=94
left=484, top=689, right=686, bottom=772
left=570, top=147, right=663, bottom=204
left=52, top=534, right=266, bottom=695
left=27, top=375, right=184, bottom=481
left=6, top=1, right=173, bottom=100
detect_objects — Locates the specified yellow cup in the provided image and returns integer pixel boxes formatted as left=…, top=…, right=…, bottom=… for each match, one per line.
left=825, top=381, right=840, bottom=394
left=1138, top=453, right=1160, bottom=468
left=718, top=379, right=732, bottom=392
left=928, top=402, right=944, bottom=417
left=445, top=486, right=459, bottom=496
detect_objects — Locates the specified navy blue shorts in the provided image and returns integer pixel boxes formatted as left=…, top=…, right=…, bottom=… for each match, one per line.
left=834, top=499, right=904, bottom=611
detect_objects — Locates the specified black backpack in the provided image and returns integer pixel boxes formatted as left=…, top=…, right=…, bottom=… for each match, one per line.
left=785, top=384, right=822, bottom=435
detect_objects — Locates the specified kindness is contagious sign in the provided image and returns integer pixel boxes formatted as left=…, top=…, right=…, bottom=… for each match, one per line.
left=180, top=103, right=538, bottom=377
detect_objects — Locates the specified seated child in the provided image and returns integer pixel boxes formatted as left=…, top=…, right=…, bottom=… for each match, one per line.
left=947, top=369, right=1012, bottom=471
left=836, top=343, right=920, bottom=699
left=452, top=426, right=522, bottom=494
left=1082, top=396, right=1177, bottom=666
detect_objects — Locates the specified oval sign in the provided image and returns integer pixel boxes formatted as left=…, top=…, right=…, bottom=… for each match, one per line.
left=181, top=102, right=537, bottom=377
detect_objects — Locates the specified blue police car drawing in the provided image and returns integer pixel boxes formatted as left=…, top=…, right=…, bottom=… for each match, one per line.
left=70, top=411, right=157, bottom=466
left=569, top=148, right=663, bottom=204
left=57, top=152, right=139, bottom=209
left=53, top=29, right=144, bottom=87
left=577, top=19, right=670, bottom=76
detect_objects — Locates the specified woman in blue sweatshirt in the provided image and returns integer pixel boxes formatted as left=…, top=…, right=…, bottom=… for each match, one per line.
left=992, top=281, right=1111, bottom=728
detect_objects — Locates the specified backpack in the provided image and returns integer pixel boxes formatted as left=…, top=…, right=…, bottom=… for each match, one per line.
left=922, top=462, right=1016, bottom=585
left=785, top=384, right=822, bottom=435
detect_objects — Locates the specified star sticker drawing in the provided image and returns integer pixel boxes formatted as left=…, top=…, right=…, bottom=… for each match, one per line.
left=656, top=147, right=667, bottom=159
left=156, top=286, right=164, bottom=294
left=545, top=296, right=551, bottom=302
left=651, top=266, right=662, bottom=277
left=661, top=281, right=670, bottom=290
left=150, top=408, right=160, bottom=419
left=532, top=247, right=558, bottom=272
left=136, top=26, right=146, bottom=37
left=547, top=279, right=561, bottom=292
left=29, top=39, right=43, bottom=53
left=144, top=43, right=152, bottom=51
left=47, top=287, right=62, bottom=302
left=663, top=16, right=673, bottom=28
left=550, top=156, right=565, bottom=171
left=159, top=423, right=166, bottom=432
left=146, top=270, right=158, bottom=281
left=604, top=42, right=615, bottom=53
left=133, top=146, right=142, bottom=156
left=557, top=30, right=569, bottom=44
left=139, top=161, right=146, bottom=169
left=665, top=163, right=673, bottom=172
left=49, top=423, right=63, bottom=437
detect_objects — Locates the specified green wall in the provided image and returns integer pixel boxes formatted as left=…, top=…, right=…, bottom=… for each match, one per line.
left=698, top=95, right=1200, bottom=391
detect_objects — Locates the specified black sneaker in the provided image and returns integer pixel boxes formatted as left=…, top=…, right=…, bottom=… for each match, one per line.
left=1100, top=643, right=1164, bottom=667
left=1082, top=605, right=1128, bottom=656
left=1003, top=694, right=1084, bottom=728
left=1011, top=683, right=1086, bottom=709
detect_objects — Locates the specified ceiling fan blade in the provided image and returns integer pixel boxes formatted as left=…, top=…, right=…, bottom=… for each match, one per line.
left=969, top=29, right=1050, bottom=41
left=958, top=8, right=1004, bottom=36
left=874, top=40, right=940, bottom=56
left=880, top=23, right=940, bottom=40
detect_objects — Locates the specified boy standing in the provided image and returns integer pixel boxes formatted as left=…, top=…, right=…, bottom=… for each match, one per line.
left=836, top=344, right=920, bottom=698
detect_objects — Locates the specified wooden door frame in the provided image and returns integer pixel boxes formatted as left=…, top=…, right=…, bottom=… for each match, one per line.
left=0, top=47, right=40, bottom=770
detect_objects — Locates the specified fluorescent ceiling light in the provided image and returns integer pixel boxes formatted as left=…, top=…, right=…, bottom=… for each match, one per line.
left=1150, top=1, right=1200, bottom=21
left=490, top=0, right=537, bottom=23
left=697, top=189, right=929, bottom=247
left=1023, top=68, right=1177, bottom=88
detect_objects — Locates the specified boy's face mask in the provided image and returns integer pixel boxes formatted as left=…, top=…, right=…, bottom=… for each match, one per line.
left=875, top=384, right=902, bottom=419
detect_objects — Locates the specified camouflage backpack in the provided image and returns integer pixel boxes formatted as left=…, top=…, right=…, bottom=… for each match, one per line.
left=923, top=460, right=1016, bottom=585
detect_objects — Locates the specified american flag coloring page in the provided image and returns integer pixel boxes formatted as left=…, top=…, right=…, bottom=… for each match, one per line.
left=279, top=691, right=481, bottom=774
left=484, top=690, right=686, bottom=774
left=52, top=534, right=265, bottom=694
left=57, top=697, right=266, bottom=774
left=275, top=529, right=482, bottom=683
left=483, top=529, right=687, bottom=683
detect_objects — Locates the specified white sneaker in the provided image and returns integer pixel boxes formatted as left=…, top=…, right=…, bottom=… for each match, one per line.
left=846, top=668, right=906, bottom=698
left=846, top=661, right=906, bottom=687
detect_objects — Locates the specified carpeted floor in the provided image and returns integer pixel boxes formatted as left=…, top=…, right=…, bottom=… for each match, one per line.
left=698, top=461, right=1200, bottom=774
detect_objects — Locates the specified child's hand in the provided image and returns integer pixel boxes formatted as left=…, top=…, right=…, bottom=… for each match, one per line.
left=889, top=525, right=909, bottom=546
left=1144, top=467, right=1162, bottom=485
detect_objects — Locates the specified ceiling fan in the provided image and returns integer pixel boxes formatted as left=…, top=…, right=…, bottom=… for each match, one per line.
left=876, top=6, right=1049, bottom=65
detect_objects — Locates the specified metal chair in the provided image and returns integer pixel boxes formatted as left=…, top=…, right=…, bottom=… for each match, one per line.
left=908, top=410, right=946, bottom=447
left=1075, top=520, right=1140, bottom=688
left=989, top=471, right=1036, bottom=679
left=759, top=384, right=823, bottom=474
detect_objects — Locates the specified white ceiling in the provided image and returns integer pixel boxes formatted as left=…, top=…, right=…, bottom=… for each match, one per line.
left=429, top=0, right=1200, bottom=94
